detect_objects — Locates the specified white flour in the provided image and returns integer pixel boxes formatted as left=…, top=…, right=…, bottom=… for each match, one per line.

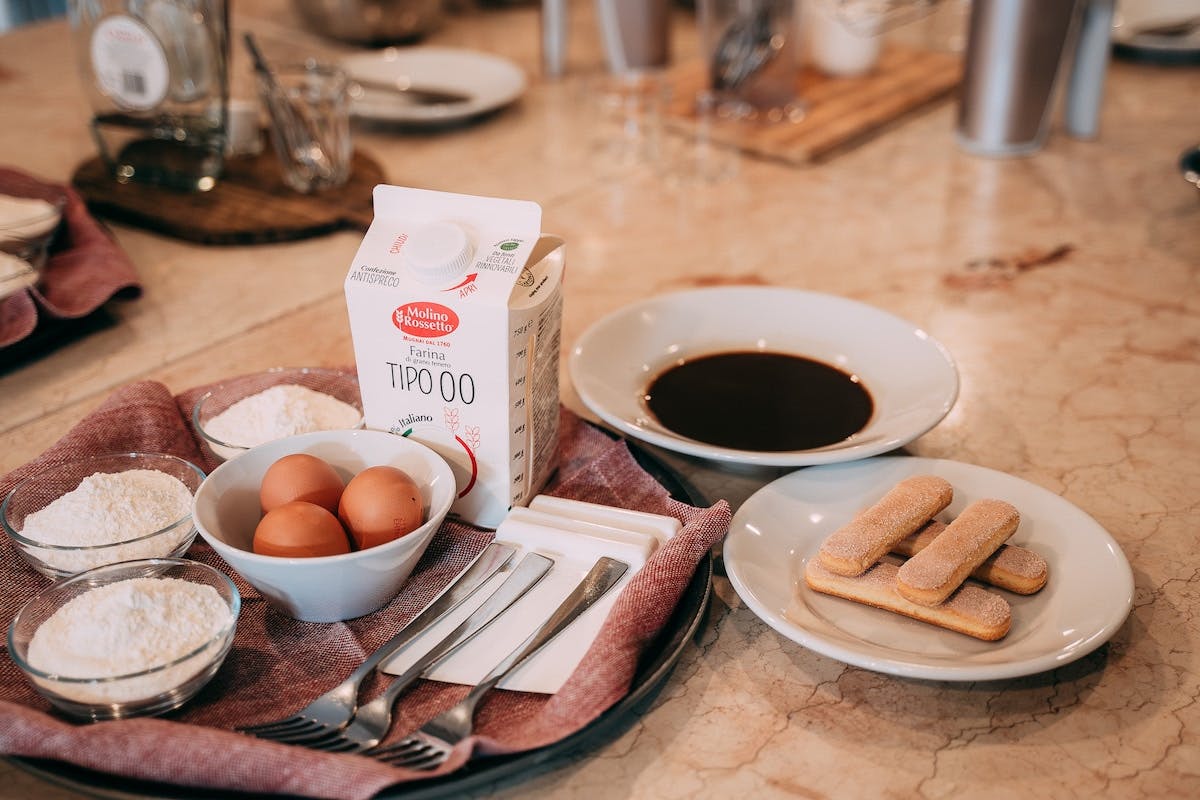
left=203, top=384, right=361, bottom=458
left=26, top=576, right=231, bottom=704
left=19, top=469, right=194, bottom=573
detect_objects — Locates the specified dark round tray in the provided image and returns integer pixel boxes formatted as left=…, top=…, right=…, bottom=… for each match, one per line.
left=9, top=436, right=714, bottom=799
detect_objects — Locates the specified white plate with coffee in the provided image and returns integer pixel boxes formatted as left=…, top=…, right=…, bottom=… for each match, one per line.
left=723, top=456, right=1134, bottom=680
left=568, top=287, right=959, bottom=467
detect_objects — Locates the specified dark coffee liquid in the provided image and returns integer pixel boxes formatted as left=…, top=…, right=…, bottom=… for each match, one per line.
left=644, top=351, right=873, bottom=452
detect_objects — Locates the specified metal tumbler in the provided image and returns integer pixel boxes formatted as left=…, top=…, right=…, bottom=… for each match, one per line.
left=956, top=0, right=1082, bottom=157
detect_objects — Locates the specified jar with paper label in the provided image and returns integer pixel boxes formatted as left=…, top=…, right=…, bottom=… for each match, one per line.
left=67, top=0, right=230, bottom=192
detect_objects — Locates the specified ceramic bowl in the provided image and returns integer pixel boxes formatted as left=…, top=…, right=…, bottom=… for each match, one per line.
left=192, top=429, right=455, bottom=622
left=1, top=453, right=207, bottom=579
left=569, top=286, right=959, bottom=468
left=291, top=0, right=442, bottom=45
left=192, top=366, right=364, bottom=463
left=8, top=558, right=239, bottom=720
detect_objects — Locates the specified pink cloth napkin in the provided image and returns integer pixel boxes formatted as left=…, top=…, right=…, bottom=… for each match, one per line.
left=0, top=167, right=141, bottom=350
left=0, top=375, right=730, bottom=799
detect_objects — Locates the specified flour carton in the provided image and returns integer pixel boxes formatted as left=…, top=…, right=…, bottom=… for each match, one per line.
left=344, top=186, right=565, bottom=528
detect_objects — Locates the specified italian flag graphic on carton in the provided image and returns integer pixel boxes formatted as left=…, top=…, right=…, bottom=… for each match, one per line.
left=345, top=185, right=565, bottom=528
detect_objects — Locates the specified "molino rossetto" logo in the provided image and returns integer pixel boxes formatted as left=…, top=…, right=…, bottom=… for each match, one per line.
left=392, top=301, right=459, bottom=338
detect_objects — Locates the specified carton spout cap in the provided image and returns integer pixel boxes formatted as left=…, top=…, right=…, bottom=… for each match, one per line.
left=403, top=221, right=475, bottom=284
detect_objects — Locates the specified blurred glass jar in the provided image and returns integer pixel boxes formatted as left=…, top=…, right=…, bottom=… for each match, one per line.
left=699, top=0, right=802, bottom=122
left=258, top=63, right=353, bottom=194
left=67, top=0, right=230, bottom=192
left=291, top=0, right=442, bottom=45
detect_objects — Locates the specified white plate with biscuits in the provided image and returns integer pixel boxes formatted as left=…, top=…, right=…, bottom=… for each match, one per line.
left=569, top=287, right=959, bottom=468
left=724, top=456, right=1134, bottom=680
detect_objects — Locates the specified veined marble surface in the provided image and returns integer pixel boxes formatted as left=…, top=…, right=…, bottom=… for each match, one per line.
left=0, top=1, right=1197, bottom=798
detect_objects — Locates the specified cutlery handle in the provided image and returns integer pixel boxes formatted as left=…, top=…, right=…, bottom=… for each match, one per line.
left=346, top=542, right=516, bottom=687
left=242, top=32, right=271, bottom=77
left=350, top=78, right=470, bottom=105
left=466, top=556, right=630, bottom=700
left=380, top=552, right=555, bottom=705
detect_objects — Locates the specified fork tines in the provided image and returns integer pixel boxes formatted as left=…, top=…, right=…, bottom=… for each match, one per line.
left=369, top=737, right=452, bottom=770
left=241, top=716, right=325, bottom=738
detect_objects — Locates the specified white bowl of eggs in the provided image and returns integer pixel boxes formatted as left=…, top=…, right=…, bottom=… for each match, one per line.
left=192, top=429, right=455, bottom=622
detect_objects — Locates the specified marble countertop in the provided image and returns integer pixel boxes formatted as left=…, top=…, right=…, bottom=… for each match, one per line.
left=1, top=1, right=1198, bottom=798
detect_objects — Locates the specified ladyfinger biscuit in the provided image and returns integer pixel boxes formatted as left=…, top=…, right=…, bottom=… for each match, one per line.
left=896, top=499, right=1020, bottom=606
left=893, top=520, right=1048, bottom=594
left=805, top=559, right=1011, bottom=641
left=817, top=475, right=954, bottom=576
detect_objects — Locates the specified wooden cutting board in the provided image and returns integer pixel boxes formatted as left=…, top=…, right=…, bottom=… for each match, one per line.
left=663, top=44, right=963, bottom=165
left=72, top=145, right=385, bottom=245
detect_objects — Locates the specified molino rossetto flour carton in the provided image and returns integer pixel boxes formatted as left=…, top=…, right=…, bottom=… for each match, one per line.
left=344, top=186, right=565, bottom=528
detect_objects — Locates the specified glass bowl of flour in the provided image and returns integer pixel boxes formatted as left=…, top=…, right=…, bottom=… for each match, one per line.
left=8, top=557, right=240, bottom=720
left=192, top=367, right=364, bottom=463
left=1, top=452, right=207, bottom=579
left=0, top=192, right=64, bottom=301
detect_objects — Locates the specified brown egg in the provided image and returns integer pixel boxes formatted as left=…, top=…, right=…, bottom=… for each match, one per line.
left=337, top=465, right=425, bottom=551
left=260, top=453, right=345, bottom=514
left=253, top=501, right=351, bottom=558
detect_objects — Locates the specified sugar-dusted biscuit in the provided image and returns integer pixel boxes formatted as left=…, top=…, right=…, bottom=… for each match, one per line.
left=895, top=499, right=1020, bottom=606
left=892, top=519, right=1048, bottom=595
left=817, top=475, right=953, bottom=576
left=804, top=559, right=1012, bottom=641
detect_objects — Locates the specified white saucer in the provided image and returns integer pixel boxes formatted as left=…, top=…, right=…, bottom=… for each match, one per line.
left=339, top=46, right=527, bottom=124
left=568, top=287, right=959, bottom=467
left=724, top=456, right=1134, bottom=681
left=1112, top=0, right=1200, bottom=59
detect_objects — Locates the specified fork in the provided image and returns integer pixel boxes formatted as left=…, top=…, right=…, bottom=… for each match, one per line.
left=368, top=556, right=630, bottom=770
left=239, top=542, right=515, bottom=742
left=286, top=552, right=555, bottom=751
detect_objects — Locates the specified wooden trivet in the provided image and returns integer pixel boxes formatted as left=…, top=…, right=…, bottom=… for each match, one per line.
left=71, top=145, right=385, bottom=245
left=664, top=45, right=963, bottom=165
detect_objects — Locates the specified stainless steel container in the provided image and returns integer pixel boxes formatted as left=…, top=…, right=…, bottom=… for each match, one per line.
left=596, top=0, right=672, bottom=75
left=956, top=0, right=1082, bottom=157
